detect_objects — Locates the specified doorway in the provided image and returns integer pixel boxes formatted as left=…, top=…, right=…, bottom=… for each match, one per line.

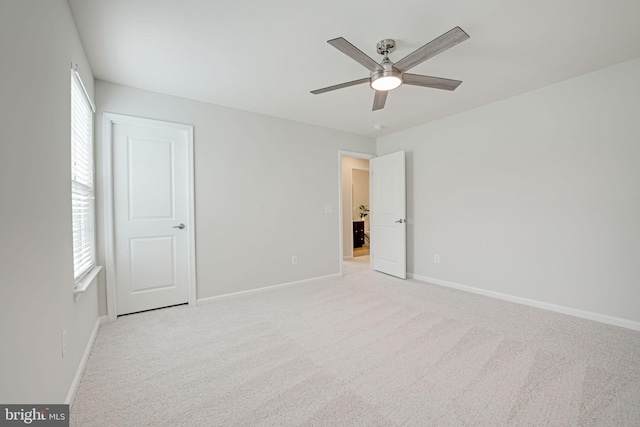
left=339, top=151, right=374, bottom=276
left=352, top=168, right=370, bottom=257
left=339, top=150, right=407, bottom=279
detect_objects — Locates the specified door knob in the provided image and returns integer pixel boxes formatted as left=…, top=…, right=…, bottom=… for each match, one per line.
left=395, top=219, right=405, bottom=223
left=173, top=223, right=185, bottom=230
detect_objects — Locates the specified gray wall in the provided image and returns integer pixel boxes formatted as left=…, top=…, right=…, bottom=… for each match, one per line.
left=95, top=81, right=376, bottom=310
left=0, top=0, right=100, bottom=402
left=378, top=58, right=640, bottom=323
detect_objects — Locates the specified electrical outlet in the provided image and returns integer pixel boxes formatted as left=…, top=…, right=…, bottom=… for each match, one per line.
left=433, top=254, right=440, bottom=263
left=62, top=329, right=68, bottom=358
left=291, top=256, right=298, bottom=266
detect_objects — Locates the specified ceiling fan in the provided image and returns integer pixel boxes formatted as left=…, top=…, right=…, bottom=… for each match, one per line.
left=311, top=27, right=469, bottom=111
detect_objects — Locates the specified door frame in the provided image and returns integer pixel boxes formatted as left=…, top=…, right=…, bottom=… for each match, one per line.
left=338, top=150, right=375, bottom=277
left=102, top=112, right=197, bottom=321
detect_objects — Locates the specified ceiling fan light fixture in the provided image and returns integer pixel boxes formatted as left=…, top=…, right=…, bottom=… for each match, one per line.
left=370, top=70, right=402, bottom=91
left=311, top=28, right=470, bottom=110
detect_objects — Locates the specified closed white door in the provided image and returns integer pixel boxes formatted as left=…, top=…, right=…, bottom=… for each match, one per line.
left=371, top=151, right=406, bottom=278
left=112, top=118, right=193, bottom=315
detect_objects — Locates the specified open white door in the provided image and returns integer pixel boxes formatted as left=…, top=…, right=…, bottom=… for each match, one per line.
left=371, top=151, right=406, bottom=278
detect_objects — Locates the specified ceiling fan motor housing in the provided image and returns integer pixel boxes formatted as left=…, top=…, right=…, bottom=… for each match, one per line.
left=370, top=61, right=402, bottom=91
left=370, top=39, right=402, bottom=91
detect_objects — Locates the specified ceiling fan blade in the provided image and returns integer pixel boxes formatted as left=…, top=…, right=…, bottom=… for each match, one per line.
left=327, top=37, right=383, bottom=72
left=394, top=27, right=469, bottom=72
left=372, top=91, right=388, bottom=111
left=310, top=77, right=369, bottom=95
left=403, top=74, right=463, bottom=91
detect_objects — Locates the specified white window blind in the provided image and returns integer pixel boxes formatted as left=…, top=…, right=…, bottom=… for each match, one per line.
left=71, top=68, right=96, bottom=282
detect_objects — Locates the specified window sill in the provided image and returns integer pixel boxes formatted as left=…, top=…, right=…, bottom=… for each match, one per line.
left=74, top=265, right=102, bottom=296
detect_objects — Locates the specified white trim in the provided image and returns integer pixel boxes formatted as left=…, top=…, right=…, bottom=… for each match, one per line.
left=185, top=125, right=197, bottom=307
left=103, top=113, right=117, bottom=322
left=339, top=150, right=375, bottom=159
left=408, top=273, right=640, bottom=332
left=72, top=64, right=95, bottom=113
left=197, top=273, right=341, bottom=305
left=338, top=150, right=375, bottom=277
left=74, top=265, right=102, bottom=295
left=102, top=113, right=197, bottom=321
left=65, top=315, right=107, bottom=405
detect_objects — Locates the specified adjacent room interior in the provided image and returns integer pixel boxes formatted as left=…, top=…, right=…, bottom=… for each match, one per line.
left=1, top=0, right=639, bottom=425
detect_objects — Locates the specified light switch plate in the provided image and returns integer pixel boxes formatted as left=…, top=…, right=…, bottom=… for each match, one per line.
left=62, top=329, right=68, bottom=358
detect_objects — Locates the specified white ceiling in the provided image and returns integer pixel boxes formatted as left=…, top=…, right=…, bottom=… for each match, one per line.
left=68, top=0, right=640, bottom=138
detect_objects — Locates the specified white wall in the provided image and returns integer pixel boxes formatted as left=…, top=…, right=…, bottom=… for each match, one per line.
left=378, top=58, right=640, bottom=323
left=341, top=157, right=371, bottom=256
left=0, top=0, right=100, bottom=403
left=95, top=81, right=376, bottom=307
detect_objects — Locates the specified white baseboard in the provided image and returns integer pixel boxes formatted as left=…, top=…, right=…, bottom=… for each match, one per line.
left=408, top=273, right=640, bottom=332
left=197, top=273, right=341, bottom=305
left=65, top=315, right=107, bottom=405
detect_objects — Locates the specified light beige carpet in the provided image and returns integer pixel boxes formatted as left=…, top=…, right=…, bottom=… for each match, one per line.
left=71, top=261, right=640, bottom=426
